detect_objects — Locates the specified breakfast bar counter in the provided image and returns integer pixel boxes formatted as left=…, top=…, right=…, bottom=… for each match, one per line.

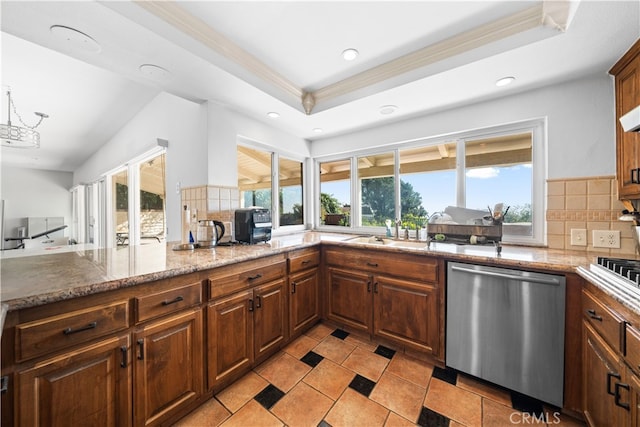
left=0, top=231, right=610, bottom=311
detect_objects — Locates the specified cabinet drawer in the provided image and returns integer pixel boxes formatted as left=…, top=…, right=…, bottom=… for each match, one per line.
left=325, top=248, right=438, bottom=282
left=626, top=324, right=640, bottom=373
left=135, top=281, right=202, bottom=323
left=208, top=256, right=287, bottom=299
left=15, top=300, right=129, bottom=362
left=582, top=290, right=625, bottom=352
left=288, top=249, right=320, bottom=273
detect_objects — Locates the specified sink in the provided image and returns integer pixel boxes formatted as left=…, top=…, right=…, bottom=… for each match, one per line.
left=345, top=236, right=430, bottom=249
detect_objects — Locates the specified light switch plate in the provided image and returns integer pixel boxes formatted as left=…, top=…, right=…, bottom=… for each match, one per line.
left=593, top=230, right=621, bottom=248
left=570, top=229, right=587, bottom=246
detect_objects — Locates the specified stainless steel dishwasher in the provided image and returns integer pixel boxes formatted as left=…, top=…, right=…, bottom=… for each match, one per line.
left=446, top=261, right=566, bottom=407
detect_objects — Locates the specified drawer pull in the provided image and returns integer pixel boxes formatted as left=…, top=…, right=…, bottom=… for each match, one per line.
left=248, top=299, right=254, bottom=312
left=120, top=346, right=128, bottom=368
left=248, top=274, right=263, bottom=281
left=301, top=260, right=311, bottom=265
left=615, top=382, right=631, bottom=410
left=137, top=339, right=144, bottom=360
left=161, top=295, right=184, bottom=306
left=256, top=296, right=262, bottom=309
left=607, top=372, right=621, bottom=395
left=63, top=321, right=97, bottom=336
left=291, top=282, right=296, bottom=293
left=587, top=309, right=603, bottom=321
left=366, top=262, right=379, bottom=267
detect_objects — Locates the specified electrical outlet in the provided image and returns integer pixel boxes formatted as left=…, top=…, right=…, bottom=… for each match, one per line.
left=592, top=230, right=621, bottom=248
left=570, top=229, right=587, bottom=246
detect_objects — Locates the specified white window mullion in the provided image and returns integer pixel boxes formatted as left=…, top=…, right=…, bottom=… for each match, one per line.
left=456, top=139, right=466, bottom=208
left=128, top=165, right=140, bottom=246
left=394, top=149, right=401, bottom=222
left=272, top=153, right=279, bottom=230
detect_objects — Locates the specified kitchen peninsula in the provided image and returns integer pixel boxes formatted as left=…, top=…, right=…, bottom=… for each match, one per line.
left=2, top=231, right=630, bottom=426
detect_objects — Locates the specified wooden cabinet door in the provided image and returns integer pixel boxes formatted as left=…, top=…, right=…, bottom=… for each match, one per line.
left=133, top=309, right=203, bottom=427
left=207, top=290, right=253, bottom=388
left=326, top=267, right=372, bottom=333
left=373, top=275, right=438, bottom=354
left=289, top=268, right=320, bottom=338
left=16, top=334, right=131, bottom=427
left=615, top=51, right=640, bottom=198
left=253, top=279, right=287, bottom=362
left=630, top=372, right=640, bottom=427
left=583, top=321, right=630, bottom=427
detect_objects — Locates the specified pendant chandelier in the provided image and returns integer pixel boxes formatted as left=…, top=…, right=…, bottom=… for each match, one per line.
left=1, top=88, right=48, bottom=149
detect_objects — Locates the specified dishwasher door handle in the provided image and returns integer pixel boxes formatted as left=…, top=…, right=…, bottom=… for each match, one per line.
left=449, top=265, right=562, bottom=286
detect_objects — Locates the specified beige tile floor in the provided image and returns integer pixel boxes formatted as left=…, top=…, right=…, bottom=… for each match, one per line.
left=174, top=323, right=585, bottom=427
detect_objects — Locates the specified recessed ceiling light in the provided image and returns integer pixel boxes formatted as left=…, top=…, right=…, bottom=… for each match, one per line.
left=379, top=105, right=398, bottom=115
left=139, top=64, right=172, bottom=82
left=342, top=48, right=359, bottom=61
left=267, top=112, right=280, bottom=118
left=50, top=25, right=101, bottom=53
left=496, top=76, right=516, bottom=87
left=312, top=128, right=323, bottom=133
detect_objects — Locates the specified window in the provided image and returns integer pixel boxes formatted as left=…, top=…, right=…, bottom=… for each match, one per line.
left=238, top=145, right=272, bottom=209
left=358, top=152, right=395, bottom=227
left=316, top=119, right=544, bottom=244
left=319, top=159, right=351, bottom=226
left=399, top=143, right=456, bottom=226
left=465, top=133, right=533, bottom=238
left=279, top=157, right=303, bottom=226
left=237, top=143, right=306, bottom=230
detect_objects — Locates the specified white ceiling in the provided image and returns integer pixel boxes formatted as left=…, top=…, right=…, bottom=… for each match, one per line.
left=1, top=1, right=639, bottom=172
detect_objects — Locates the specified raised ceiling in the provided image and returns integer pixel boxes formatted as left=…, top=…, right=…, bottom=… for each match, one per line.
left=1, top=1, right=639, bottom=172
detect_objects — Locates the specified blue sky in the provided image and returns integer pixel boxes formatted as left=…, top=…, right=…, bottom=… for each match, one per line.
left=321, top=164, right=532, bottom=217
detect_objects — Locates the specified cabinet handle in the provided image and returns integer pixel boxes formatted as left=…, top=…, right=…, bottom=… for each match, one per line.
left=615, top=382, right=631, bottom=410
left=367, top=280, right=371, bottom=292
left=586, top=309, right=603, bottom=321
left=120, top=346, right=128, bottom=368
left=161, top=295, right=184, bottom=306
left=0, top=376, right=7, bottom=394
left=248, top=299, right=254, bottom=312
left=632, top=168, right=640, bottom=184
left=256, top=296, right=262, bottom=309
left=301, top=260, right=310, bottom=265
left=607, top=372, right=621, bottom=395
left=137, top=339, right=144, bottom=360
left=63, top=321, right=97, bottom=336
left=248, top=274, right=262, bottom=281
left=374, top=282, right=379, bottom=293
left=366, top=262, right=378, bottom=267
left=291, top=282, right=296, bottom=293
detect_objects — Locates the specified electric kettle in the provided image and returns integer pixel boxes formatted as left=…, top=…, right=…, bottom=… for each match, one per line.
left=197, top=220, right=225, bottom=248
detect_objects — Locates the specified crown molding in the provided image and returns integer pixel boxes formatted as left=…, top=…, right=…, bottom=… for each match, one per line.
left=135, top=1, right=570, bottom=115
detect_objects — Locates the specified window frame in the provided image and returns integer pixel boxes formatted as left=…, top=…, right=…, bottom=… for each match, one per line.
left=237, top=139, right=307, bottom=234
left=315, top=118, right=546, bottom=245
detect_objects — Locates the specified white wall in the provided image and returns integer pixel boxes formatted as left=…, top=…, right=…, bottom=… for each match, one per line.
left=207, top=103, right=310, bottom=186
left=311, top=73, right=616, bottom=179
left=74, top=92, right=208, bottom=242
left=0, top=167, right=73, bottom=248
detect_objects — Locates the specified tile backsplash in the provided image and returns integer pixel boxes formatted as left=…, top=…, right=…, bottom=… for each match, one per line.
left=547, top=176, right=637, bottom=254
left=181, top=185, right=240, bottom=223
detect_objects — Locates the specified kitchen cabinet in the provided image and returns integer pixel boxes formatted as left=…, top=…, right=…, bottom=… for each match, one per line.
left=2, top=273, right=205, bottom=427
left=610, top=38, right=640, bottom=199
left=206, top=255, right=287, bottom=391
left=581, top=283, right=640, bottom=426
left=133, top=308, right=203, bottom=427
left=582, top=321, right=629, bottom=426
left=324, top=247, right=443, bottom=359
left=288, top=248, right=321, bottom=338
left=16, top=334, right=132, bottom=427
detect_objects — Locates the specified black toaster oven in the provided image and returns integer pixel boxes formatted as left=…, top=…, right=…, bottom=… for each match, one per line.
left=234, top=207, right=272, bottom=244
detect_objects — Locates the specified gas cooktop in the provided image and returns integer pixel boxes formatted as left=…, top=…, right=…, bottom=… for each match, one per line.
left=596, top=257, right=640, bottom=286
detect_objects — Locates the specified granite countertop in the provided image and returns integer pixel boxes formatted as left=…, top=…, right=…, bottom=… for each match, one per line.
left=0, top=231, right=618, bottom=313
